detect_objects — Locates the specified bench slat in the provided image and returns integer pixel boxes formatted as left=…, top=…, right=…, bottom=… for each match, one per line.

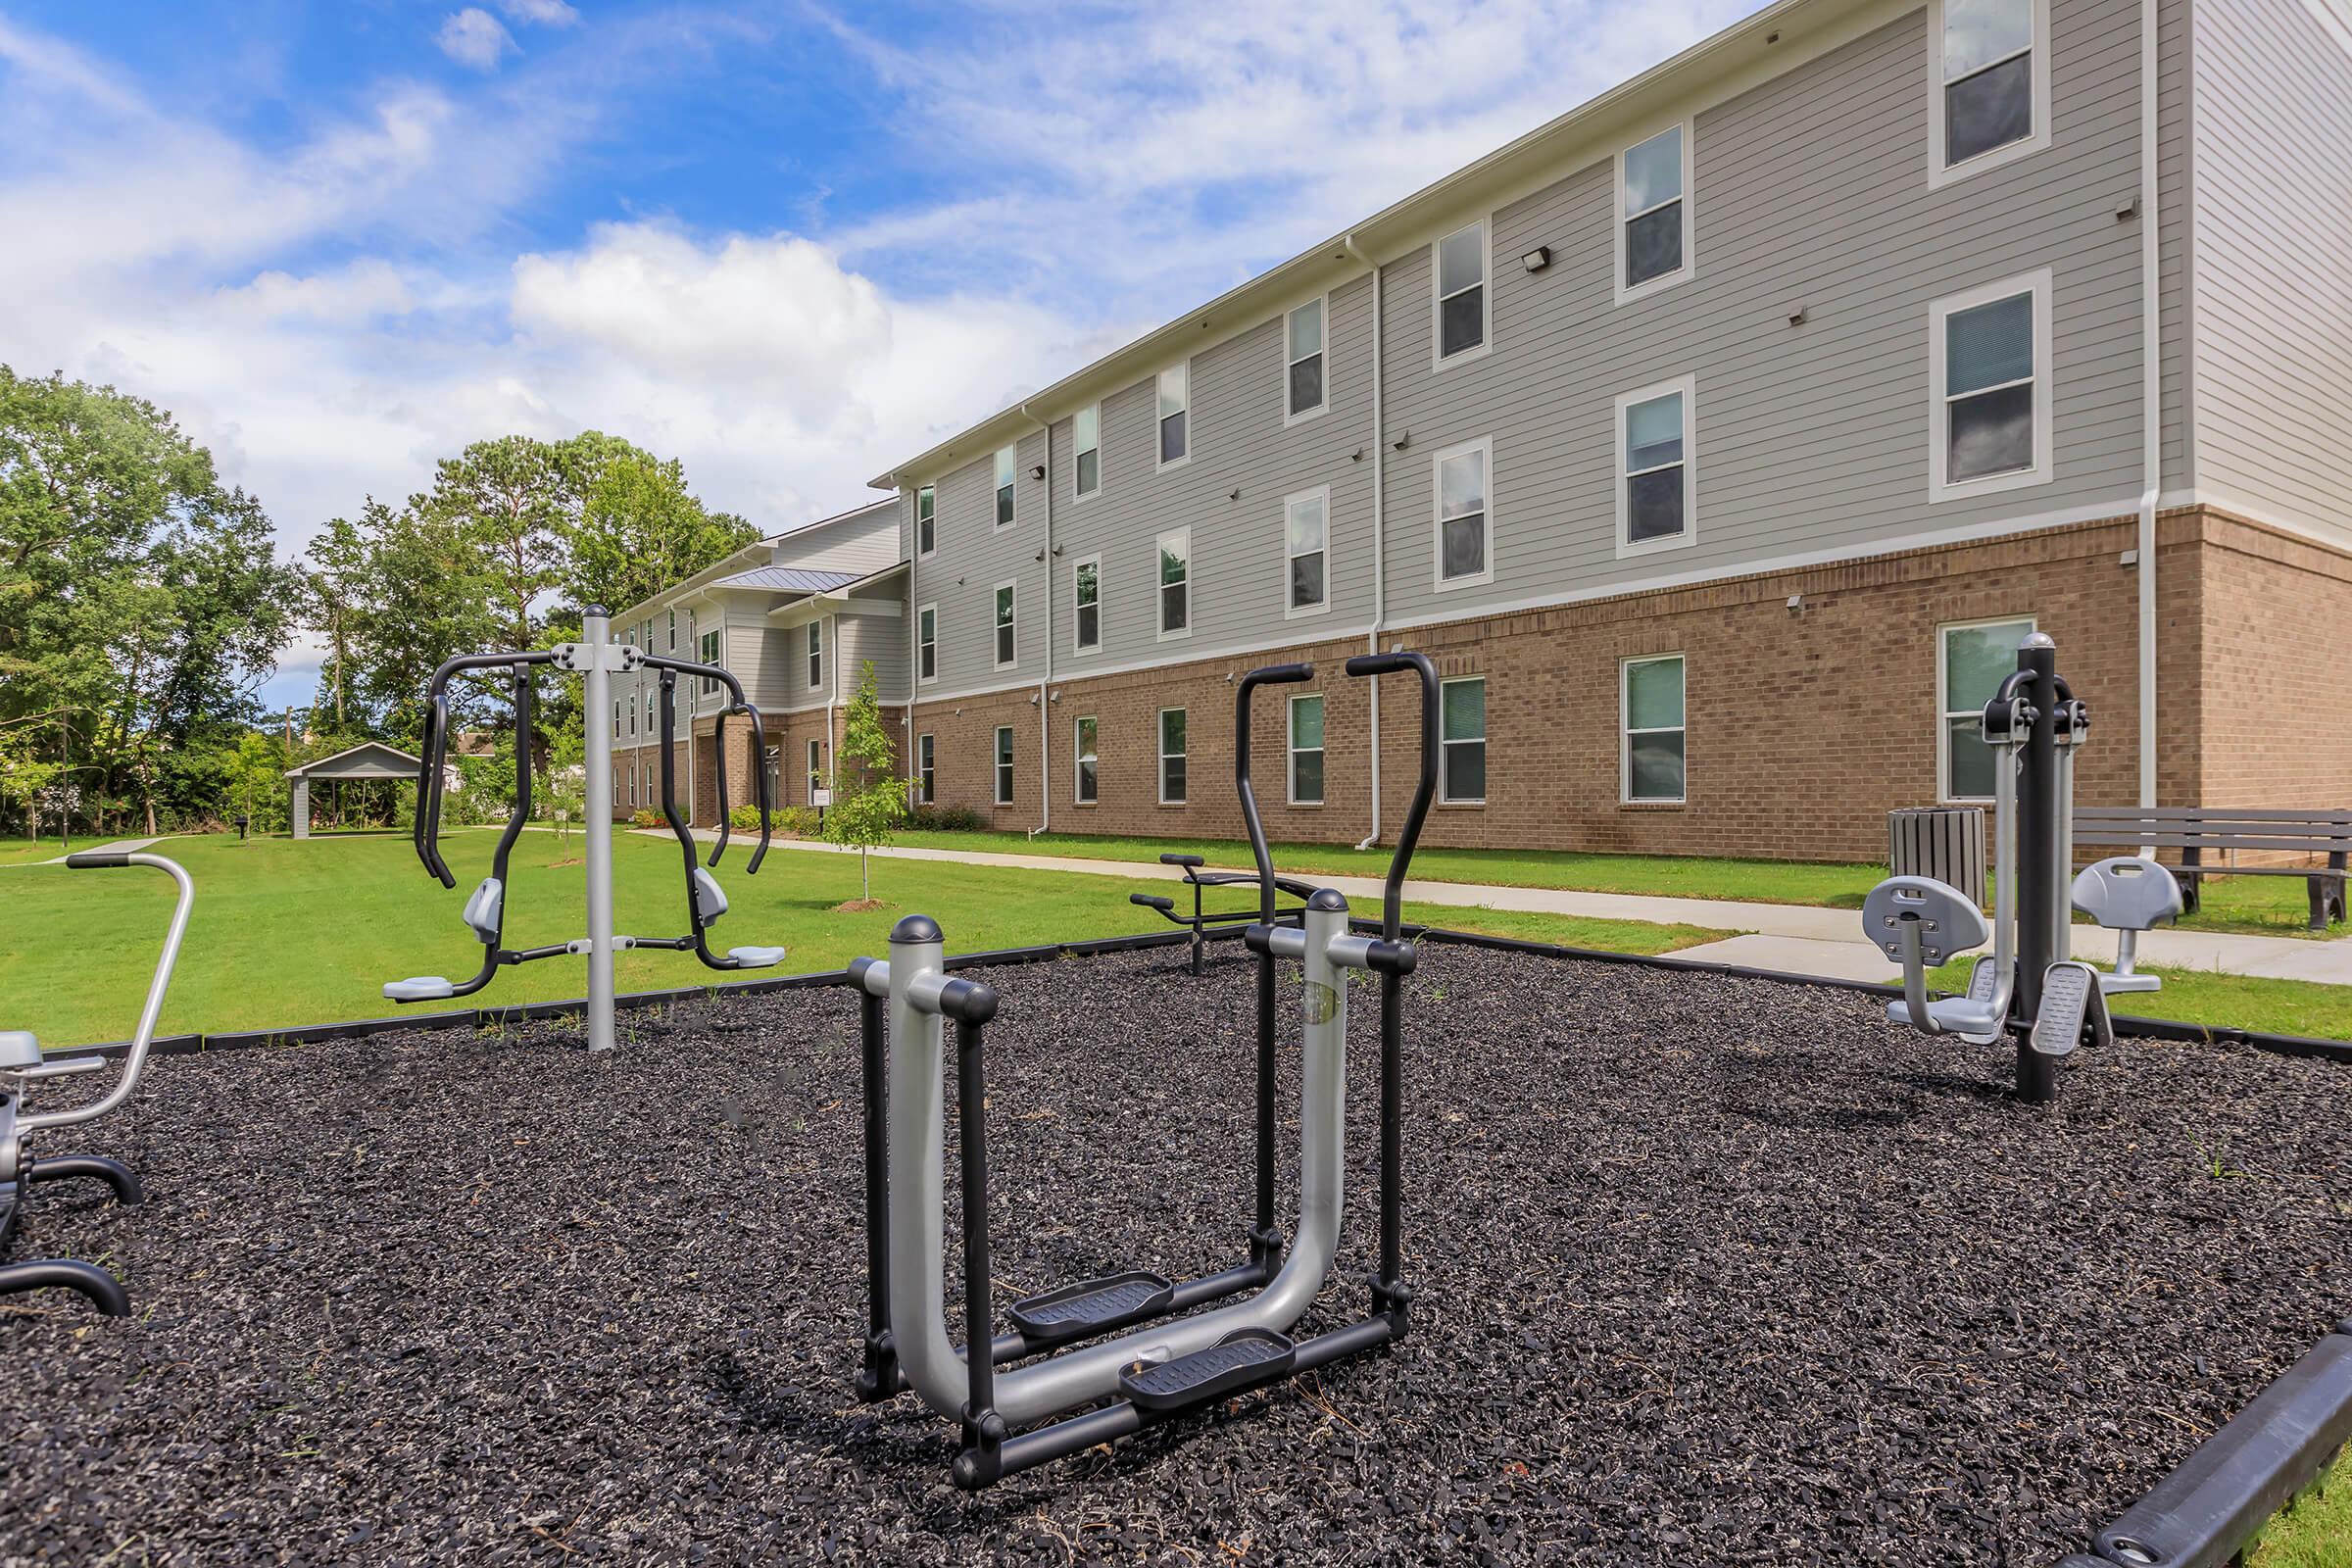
left=2077, top=807, right=2352, bottom=826
left=2073, top=832, right=2352, bottom=855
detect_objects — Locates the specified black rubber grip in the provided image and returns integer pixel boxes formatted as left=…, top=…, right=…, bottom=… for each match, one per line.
left=938, top=977, right=999, bottom=1025
left=1345, top=651, right=1434, bottom=678
left=1159, top=853, right=1205, bottom=867
left=1129, top=894, right=1175, bottom=911
left=65, top=851, right=133, bottom=869
left=1240, top=662, right=1314, bottom=687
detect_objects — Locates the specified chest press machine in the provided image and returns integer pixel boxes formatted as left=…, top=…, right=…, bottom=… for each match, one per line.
left=844, top=653, right=1438, bottom=1487
left=384, top=608, right=784, bottom=1053
left=1862, top=632, right=2181, bottom=1102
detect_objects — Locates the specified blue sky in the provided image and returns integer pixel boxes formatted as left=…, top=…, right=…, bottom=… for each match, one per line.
left=0, top=0, right=1759, bottom=709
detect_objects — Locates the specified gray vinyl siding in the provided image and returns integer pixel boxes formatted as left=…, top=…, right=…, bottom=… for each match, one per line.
left=2187, top=0, right=2352, bottom=539
left=1379, top=0, right=2154, bottom=631
left=2157, top=0, right=2195, bottom=488
left=923, top=436, right=1045, bottom=692
left=840, top=608, right=911, bottom=702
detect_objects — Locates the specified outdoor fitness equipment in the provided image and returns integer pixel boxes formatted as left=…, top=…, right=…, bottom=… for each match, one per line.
left=384, top=607, right=783, bottom=1053
left=1862, top=632, right=2139, bottom=1102
left=845, top=652, right=1439, bottom=1486
left=1, top=850, right=192, bottom=1314
left=1126, top=853, right=1318, bottom=974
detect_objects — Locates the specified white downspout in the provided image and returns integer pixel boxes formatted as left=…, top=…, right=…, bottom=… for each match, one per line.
left=1342, top=233, right=1387, bottom=851
left=2136, top=0, right=2162, bottom=820
left=1023, top=405, right=1054, bottom=839
left=825, top=609, right=840, bottom=800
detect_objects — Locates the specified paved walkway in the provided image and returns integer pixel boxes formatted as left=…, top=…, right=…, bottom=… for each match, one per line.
left=645, top=831, right=2352, bottom=988
left=5, top=836, right=162, bottom=867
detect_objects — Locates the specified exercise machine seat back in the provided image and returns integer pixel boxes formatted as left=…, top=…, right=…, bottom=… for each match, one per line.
left=0, top=1031, right=39, bottom=1071
left=2071, top=856, right=2180, bottom=996
left=462, top=877, right=504, bottom=944
left=1864, top=876, right=2002, bottom=1036
left=691, top=868, right=728, bottom=928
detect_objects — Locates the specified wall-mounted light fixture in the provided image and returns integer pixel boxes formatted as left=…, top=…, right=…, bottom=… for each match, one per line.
left=1521, top=246, right=1551, bottom=273
left=1029, top=464, right=1046, bottom=481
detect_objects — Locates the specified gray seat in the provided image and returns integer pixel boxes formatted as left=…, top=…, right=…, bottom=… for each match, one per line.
left=1863, top=876, right=1998, bottom=1038
left=691, top=868, right=728, bottom=926
left=462, top=877, right=504, bottom=944
left=2070, top=856, right=2180, bottom=995
left=383, top=976, right=458, bottom=1003
left=727, top=946, right=786, bottom=968
left=0, top=1030, right=42, bottom=1070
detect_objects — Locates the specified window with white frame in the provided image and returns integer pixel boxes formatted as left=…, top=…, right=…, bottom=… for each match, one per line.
left=1156, top=528, right=1190, bottom=638
left=1157, top=365, right=1190, bottom=467
left=1434, top=220, right=1488, bottom=362
left=993, top=582, right=1016, bottom=668
left=1073, top=716, right=1099, bottom=805
left=1622, top=655, right=1687, bottom=804
left=916, top=484, right=936, bottom=557
left=1617, top=377, right=1694, bottom=554
left=1940, top=616, right=2034, bottom=800
left=628, top=694, right=638, bottom=737
left=666, top=608, right=676, bottom=651
left=807, top=738, right=823, bottom=803
left=1289, top=694, right=1325, bottom=805
left=1433, top=438, right=1492, bottom=587
left=1158, top=708, right=1187, bottom=805
left=1931, top=0, right=2047, bottom=178
left=994, top=446, right=1016, bottom=529
left=700, top=628, right=721, bottom=697
left=916, top=732, right=936, bottom=806
left=917, top=604, right=937, bottom=684
left=612, top=700, right=621, bottom=739
left=806, top=619, right=823, bottom=690
left=1074, top=405, right=1101, bottom=499
left=1286, top=297, right=1326, bottom=420
left=994, top=724, right=1015, bottom=806
left=1072, top=556, right=1102, bottom=653
left=1441, top=677, right=1487, bottom=804
left=1285, top=486, right=1329, bottom=615
left=1618, top=123, right=1690, bottom=298
left=1932, top=270, right=2050, bottom=499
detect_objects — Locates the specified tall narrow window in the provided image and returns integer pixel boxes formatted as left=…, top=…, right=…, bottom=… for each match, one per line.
left=993, top=725, right=1015, bottom=806
left=1156, top=365, right=1190, bottom=467
left=993, top=582, right=1016, bottom=668
left=1433, top=439, right=1492, bottom=588
left=1286, top=297, right=1326, bottom=420
left=1074, top=405, right=1101, bottom=498
left=1940, top=617, right=2034, bottom=800
left=1285, top=486, right=1328, bottom=615
left=1072, top=556, right=1102, bottom=653
left=1617, top=378, right=1694, bottom=555
left=627, top=695, right=637, bottom=737
left=1622, top=655, right=1687, bottom=804
left=806, top=619, right=823, bottom=690
left=1618, top=123, right=1690, bottom=298
left=1073, top=716, right=1099, bottom=805
left=807, top=738, right=823, bottom=803
left=1158, top=709, right=1188, bottom=805
left=612, top=700, right=621, bottom=738
left=1442, top=678, right=1487, bottom=804
left=1289, top=694, right=1325, bottom=805
left=666, top=608, right=676, bottom=650
left=917, top=604, right=937, bottom=684
left=1932, top=271, right=2050, bottom=499
left=1933, top=0, right=2046, bottom=176
left=994, top=446, right=1016, bottom=528
left=916, top=484, right=936, bottom=556
left=1434, top=220, right=1488, bottom=362
left=917, top=732, right=936, bottom=806
left=700, top=628, right=721, bottom=697
left=1156, top=528, right=1190, bottom=639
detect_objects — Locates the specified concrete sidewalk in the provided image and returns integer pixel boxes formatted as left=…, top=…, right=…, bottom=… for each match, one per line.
left=648, top=830, right=2352, bottom=988
left=3, top=836, right=163, bottom=868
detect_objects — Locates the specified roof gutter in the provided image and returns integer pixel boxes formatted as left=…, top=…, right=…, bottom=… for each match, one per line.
left=1022, top=404, right=1054, bottom=841
left=1343, top=233, right=1388, bottom=852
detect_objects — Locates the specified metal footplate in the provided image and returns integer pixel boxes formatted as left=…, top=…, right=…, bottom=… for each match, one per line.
left=1956, top=956, right=2005, bottom=1045
left=1005, top=1270, right=1175, bottom=1342
left=1118, top=1328, right=1297, bottom=1412
left=2030, top=960, right=2114, bottom=1058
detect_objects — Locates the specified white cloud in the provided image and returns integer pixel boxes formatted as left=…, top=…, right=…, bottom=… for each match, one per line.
left=501, top=0, right=582, bottom=25
left=437, top=9, right=514, bottom=72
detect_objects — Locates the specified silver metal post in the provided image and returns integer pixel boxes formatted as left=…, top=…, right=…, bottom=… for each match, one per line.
left=582, top=607, right=617, bottom=1054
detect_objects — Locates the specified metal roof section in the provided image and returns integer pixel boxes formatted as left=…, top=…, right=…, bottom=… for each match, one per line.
left=711, top=565, right=865, bottom=593
left=611, top=496, right=901, bottom=623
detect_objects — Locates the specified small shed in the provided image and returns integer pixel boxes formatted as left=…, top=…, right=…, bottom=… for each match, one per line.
left=284, top=743, right=423, bottom=839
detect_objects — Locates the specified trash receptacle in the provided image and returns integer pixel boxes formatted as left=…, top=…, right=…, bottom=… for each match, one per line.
left=1887, top=807, right=1986, bottom=909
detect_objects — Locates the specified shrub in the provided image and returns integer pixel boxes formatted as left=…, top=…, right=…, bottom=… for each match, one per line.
left=776, top=805, right=820, bottom=837
left=630, top=808, right=662, bottom=829
left=729, top=804, right=762, bottom=830
left=909, top=804, right=984, bottom=832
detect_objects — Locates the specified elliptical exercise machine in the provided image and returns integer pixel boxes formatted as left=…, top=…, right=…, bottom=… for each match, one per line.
left=844, top=652, right=1439, bottom=1486
left=385, top=607, right=783, bottom=1053
left=2, top=850, right=193, bottom=1314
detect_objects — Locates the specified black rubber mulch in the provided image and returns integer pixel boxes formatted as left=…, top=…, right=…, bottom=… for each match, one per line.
left=3, top=943, right=2347, bottom=1566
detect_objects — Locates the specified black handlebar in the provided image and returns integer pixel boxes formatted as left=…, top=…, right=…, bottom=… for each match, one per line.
left=408, top=649, right=556, bottom=888
left=1344, top=651, right=1440, bottom=941
left=638, top=654, right=772, bottom=875
left=65, top=851, right=132, bottom=869
left=1235, top=662, right=1315, bottom=921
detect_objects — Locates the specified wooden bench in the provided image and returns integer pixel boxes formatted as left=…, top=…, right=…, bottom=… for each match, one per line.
left=2073, top=808, right=2352, bottom=932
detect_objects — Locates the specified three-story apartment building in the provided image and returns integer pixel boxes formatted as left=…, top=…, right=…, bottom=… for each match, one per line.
left=858, top=0, right=2352, bottom=861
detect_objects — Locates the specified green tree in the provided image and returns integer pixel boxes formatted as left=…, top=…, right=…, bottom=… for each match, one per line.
left=821, top=662, right=909, bottom=906
left=561, top=448, right=758, bottom=617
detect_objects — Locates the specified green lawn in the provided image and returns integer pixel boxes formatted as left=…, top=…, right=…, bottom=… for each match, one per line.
left=2252, top=1455, right=2352, bottom=1567
left=1924, top=956, right=2352, bottom=1041
left=893, top=827, right=2339, bottom=938
left=0, top=830, right=1723, bottom=1047
left=0, top=836, right=73, bottom=866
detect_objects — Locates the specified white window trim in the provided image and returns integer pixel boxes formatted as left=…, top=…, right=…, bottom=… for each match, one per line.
left=1072, top=715, right=1099, bottom=805
left=916, top=602, right=939, bottom=687
left=665, top=608, right=677, bottom=651
left=1155, top=526, right=1193, bottom=642
left=1288, top=693, right=1326, bottom=807
left=807, top=737, right=824, bottom=804
left=993, top=447, right=1018, bottom=531
left=1614, top=374, right=1699, bottom=560
left=1155, top=361, right=1193, bottom=472
left=1440, top=676, right=1488, bottom=806
left=1157, top=707, right=1187, bottom=806
left=1620, top=653, right=1689, bottom=806
left=915, top=484, right=937, bottom=560
left=806, top=618, right=823, bottom=691
left=993, top=724, right=1015, bottom=807
left=1283, top=484, right=1333, bottom=620
left=1614, top=118, right=1695, bottom=307
left=915, top=732, right=936, bottom=807
left=1926, top=0, right=2053, bottom=188
left=1072, top=402, right=1102, bottom=502
left=1282, top=294, right=1331, bottom=427
left=1928, top=268, right=2054, bottom=504
left=1936, top=614, right=2036, bottom=803
left=991, top=579, right=1018, bottom=671
left=1070, top=554, right=1102, bottom=657
left=1430, top=216, right=1494, bottom=373
left=1430, top=435, right=1495, bottom=593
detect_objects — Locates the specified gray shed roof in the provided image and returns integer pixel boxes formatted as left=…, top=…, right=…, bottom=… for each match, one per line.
left=282, top=742, right=424, bottom=780
left=710, top=565, right=864, bottom=594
